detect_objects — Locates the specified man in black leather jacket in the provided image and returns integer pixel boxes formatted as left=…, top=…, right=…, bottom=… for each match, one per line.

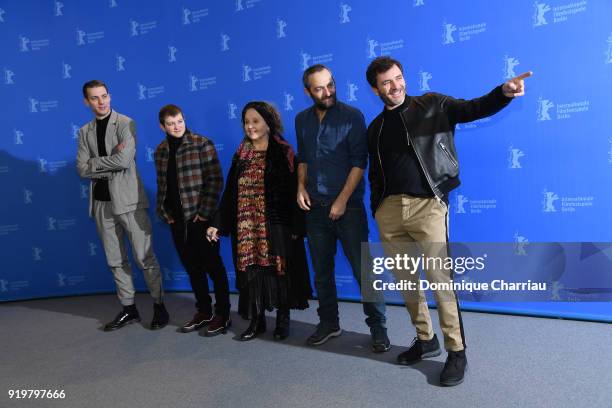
left=365, top=56, right=531, bottom=386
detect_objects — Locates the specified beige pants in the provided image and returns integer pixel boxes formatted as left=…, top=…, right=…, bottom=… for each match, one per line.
left=375, top=194, right=465, bottom=351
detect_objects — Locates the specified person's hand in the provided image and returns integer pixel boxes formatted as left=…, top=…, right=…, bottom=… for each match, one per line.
left=193, top=214, right=207, bottom=223
left=112, top=142, right=126, bottom=154
left=167, top=217, right=175, bottom=224
left=206, top=227, right=219, bottom=242
left=329, top=197, right=347, bottom=220
left=297, top=186, right=311, bottom=211
left=502, top=71, right=533, bottom=98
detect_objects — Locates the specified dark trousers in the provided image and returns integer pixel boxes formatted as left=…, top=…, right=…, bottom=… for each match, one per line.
left=170, top=220, right=230, bottom=317
left=305, top=202, right=386, bottom=331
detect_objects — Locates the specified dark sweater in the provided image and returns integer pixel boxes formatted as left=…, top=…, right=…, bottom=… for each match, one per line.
left=163, top=134, right=184, bottom=220
left=93, top=112, right=111, bottom=201
left=380, top=100, right=433, bottom=197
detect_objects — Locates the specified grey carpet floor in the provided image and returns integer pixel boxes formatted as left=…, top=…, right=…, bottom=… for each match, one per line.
left=1, top=293, right=611, bottom=408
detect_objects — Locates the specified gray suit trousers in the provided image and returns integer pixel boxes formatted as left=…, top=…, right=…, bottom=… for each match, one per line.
left=93, top=200, right=163, bottom=305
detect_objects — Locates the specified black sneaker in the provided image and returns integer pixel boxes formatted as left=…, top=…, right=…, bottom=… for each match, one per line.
left=440, top=350, right=468, bottom=386
left=150, top=302, right=169, bottom=330
left=397, top=334, right=441, bottom=365
left=180, top=311, right=213, bottom=333
left=306, top=325, right=342, bottom=346
left=371, top=327, right=391, bottom=353
left=103, top=307, right=141, bottom=332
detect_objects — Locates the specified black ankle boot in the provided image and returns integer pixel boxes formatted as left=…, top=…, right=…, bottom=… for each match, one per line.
left=240, top=302, right=266, bottom=341
left=273, top=307, right=290, bottom=340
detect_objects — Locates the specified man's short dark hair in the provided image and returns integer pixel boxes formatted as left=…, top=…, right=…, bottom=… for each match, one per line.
left=302, top=64, right=332, bottom=89
left=365, top=57, right=404, bottom=87
left=82, top=80, right=109, bottom=98
left=158, top=104, right=184, bottom=124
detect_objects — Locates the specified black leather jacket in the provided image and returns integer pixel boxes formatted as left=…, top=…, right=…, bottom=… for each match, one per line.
left=367, top=85, right=513, bottom=216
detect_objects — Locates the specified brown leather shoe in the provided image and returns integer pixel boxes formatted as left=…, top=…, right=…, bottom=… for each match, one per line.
left=180, top=311, right=213, bottom=333
left=206, top=315, right=231, bottom=335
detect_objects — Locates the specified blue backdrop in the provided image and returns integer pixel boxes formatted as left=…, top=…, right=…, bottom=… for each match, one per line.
left=1, top=0, right=611, bottom=321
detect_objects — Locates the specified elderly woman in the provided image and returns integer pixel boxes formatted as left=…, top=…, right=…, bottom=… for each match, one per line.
left=207, top=101, right=311, bottom=341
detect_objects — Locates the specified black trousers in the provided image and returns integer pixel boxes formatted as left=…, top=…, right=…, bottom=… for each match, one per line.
left=170, top=220, right=230, bottom=317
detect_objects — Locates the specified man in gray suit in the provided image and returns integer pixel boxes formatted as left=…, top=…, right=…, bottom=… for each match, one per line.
left=76, top=80, right=168, bottom=331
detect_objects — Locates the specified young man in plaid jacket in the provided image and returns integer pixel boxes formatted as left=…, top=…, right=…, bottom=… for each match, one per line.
left=154, top=104, right=231, bottom=335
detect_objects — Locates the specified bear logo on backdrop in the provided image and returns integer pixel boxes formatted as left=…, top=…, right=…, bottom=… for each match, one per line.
left=418, top=70, right=432, bottom=91
left=532, top=2, right=551, bottom=27
left=508, top=146, right=525, bottom=169
left=5, top=68, right=15, bottom=84
left=339, top=3, right=351, bottom=24
left=277, top=19, right=287, bottom=38
left=542, top=189, right=559, bottom=212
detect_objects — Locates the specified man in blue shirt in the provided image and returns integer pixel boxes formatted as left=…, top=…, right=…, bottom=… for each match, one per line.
left=295, top=64, right=389, bottom=352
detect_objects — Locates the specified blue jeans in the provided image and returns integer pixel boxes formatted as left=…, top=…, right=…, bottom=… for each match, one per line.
left=305, top=202, right=387, bottom=331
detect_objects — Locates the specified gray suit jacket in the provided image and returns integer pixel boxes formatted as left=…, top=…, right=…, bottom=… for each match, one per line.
left=76, top=110, right=149, bottom=216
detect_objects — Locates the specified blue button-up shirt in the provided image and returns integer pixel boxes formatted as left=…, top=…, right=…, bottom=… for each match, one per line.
left=295, top=101, right=367, bottom=206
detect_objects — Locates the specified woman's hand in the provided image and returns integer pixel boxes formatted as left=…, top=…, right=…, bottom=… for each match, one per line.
left=206, top=227, right=220, bottom=242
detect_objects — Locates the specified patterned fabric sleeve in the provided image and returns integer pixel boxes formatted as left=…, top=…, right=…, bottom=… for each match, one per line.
left=197, top=139, right=224, bottom=219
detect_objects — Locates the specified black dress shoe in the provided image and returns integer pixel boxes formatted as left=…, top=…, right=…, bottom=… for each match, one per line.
left=150, top=302, right=169, bottom=330
left=240, top=308, right=266, bottom=341
left=104, top=308, right=141, bottom=332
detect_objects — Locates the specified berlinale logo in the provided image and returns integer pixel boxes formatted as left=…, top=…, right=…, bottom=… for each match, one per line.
left=442, top=21, right=457, bottom=44
left=4, top=68, right=15, bottom=84
left=536, top=96, right=554, bottom=121
left=221, top=34, right=230, bottom=51
left=116, top=55, right=126, bottom=72
left=507, top=146, right=524, bottom=169
left=242, top=64, right=252, bottom=82
left=346, top=82, right=358, bottom=102
left=513, top=232, right=529, bottom=256
left=4, top=68, right=15, bottom=85
left=168, top=46, right=178, bottom=62
left=455, top=194, right=468, bottom=214
left=33, top=247, right=43, bottom=261
left=277, top=19, right=287, bottom=38
left=14, top=129, right=24, bottom=145
left=418, top=70, right=432, bottom=92
left=532, top=2, right=551, bottom=27
left=228, top=102, right=238, bottom=119
left=339, top=3, right=351, bottom=24
left=503, top=55, right=520, bottom=79
left=284, top=93, right=294, bottom=111
left=23, top=188, right=33, bottom=204
left=54, top=1, right=64, bottom=16
left=62, top=62, right=72, bottom=79
left=541, top=189, right=559, bottom=212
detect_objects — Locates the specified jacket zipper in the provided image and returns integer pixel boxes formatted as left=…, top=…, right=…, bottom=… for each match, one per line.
left=398, top=113, right=443, bottom=204
left=438, top=141, right=458, bottom=168
left=375, top=117, right=387, bottom=213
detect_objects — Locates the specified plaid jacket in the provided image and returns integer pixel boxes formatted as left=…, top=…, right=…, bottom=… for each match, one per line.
left=154, top=130, right=223, bottom=222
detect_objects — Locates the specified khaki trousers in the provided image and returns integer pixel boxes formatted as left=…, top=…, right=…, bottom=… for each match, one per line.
left=375, top=194, right=465, bottom=351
